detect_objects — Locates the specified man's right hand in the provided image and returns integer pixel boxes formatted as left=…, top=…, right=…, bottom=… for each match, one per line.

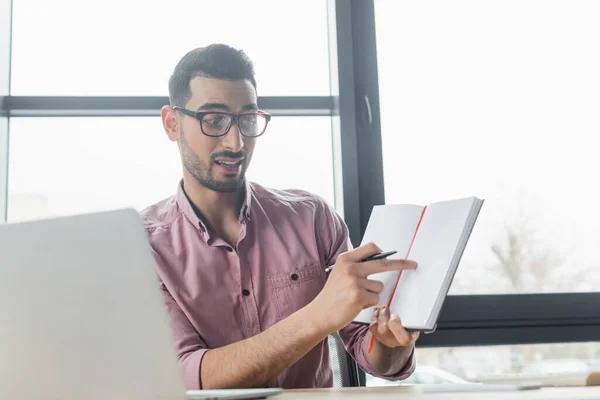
left=307, top=243, right=417, bottom=334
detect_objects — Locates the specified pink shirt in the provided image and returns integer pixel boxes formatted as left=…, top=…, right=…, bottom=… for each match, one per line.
left=142, top=181, right=414, bottom=390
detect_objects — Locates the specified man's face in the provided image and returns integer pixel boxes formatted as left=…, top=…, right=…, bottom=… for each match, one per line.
left=177, top=77, right=258, bottom=193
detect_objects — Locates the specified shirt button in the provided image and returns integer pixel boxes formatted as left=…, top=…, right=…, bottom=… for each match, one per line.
left=290, top=273, right=299, bottom=281
left=242, top=289, right=250, bottom=296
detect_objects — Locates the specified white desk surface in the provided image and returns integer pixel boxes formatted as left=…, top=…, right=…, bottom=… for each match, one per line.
left=278, top=386, right=600, bottom=400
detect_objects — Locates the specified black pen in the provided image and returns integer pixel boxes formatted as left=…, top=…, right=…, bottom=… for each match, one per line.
left=325, top=250, right=398, bottom=274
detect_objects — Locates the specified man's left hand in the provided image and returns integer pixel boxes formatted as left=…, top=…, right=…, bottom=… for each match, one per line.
left=369, top=305, right=419, bottom=347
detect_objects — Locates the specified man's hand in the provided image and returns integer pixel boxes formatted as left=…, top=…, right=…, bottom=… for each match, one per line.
left=307, top=243, right=417, bottom=334
left=365, top=305, right=419, bottom=376
left=369, top=305, right=419, bottom=348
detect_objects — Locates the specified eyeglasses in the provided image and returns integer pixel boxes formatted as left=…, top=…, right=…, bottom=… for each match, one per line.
left=173, top=107, right=271, bottom=138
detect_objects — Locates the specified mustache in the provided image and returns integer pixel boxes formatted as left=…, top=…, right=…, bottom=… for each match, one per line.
left=211, top=150, right=247, bottom=160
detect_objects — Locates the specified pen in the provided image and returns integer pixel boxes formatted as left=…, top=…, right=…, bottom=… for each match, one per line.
left=324, top=250, right=398, bottom=274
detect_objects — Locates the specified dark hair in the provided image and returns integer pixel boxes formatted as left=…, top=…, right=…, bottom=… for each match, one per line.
left=168, top=44, right=257, bottom=107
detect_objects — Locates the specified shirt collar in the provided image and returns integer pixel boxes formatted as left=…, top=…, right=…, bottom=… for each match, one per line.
left=175, top=180, right=252, bottom=232
left=240, top=180, right=252, bottom=221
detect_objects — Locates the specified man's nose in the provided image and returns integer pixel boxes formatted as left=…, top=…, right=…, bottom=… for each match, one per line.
left=220, top=122, right=244, bottom=152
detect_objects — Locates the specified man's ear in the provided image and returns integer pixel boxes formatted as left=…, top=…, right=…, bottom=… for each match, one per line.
left=161, top=106, right=180, bottom=142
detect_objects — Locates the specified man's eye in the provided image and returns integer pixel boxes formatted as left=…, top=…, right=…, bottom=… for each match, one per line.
left=240, top=115, right=257, bottom=125
left=205, top=115, right=227, bottom=125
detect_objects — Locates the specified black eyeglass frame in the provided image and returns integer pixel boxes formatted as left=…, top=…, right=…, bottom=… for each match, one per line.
left=172, top=106, right=272, bottom=138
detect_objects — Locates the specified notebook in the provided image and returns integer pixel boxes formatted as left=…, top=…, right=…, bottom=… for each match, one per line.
left=353, top=196, right=484, bottom=330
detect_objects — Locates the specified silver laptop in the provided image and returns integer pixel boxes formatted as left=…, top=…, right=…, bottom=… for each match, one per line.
left=0, top=209, right=281, bottom=400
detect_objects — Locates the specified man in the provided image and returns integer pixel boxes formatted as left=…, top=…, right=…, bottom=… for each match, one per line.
left=142, top=44, right=419, bottom=390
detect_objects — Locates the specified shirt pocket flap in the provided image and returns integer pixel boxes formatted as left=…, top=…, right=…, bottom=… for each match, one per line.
left=267, top=262, right=324, bottom=289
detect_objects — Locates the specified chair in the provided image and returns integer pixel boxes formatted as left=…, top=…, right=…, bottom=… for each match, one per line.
left=328, top=332, right=353, bottom=387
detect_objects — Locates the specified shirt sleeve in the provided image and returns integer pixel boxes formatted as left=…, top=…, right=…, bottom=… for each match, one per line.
left=338, top=323, right=416, bottom=380
left=145, top=225, right=210, bottom=390
left=160, top=282, right=209, bottom=390
left=315, top=196, right=415, bottom=380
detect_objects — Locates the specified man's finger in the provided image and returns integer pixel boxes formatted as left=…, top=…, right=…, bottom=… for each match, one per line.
left=340, top=242, right=382, bottom=264
left=356, top=259, right=417, bottom=278
left=370, top=307, right=380, bottom=326
left=359, top=278, right=385, bottom=294
left=377, top=306, right=390, bottom=335
left=361, top=291, right=380, bottom=309
left=388, top=314, right=413, bottom=344
left=369, top=307, right=380, bottom=337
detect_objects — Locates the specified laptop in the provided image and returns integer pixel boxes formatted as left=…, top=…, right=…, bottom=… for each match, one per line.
left=0, top=209, right=282, bottom=400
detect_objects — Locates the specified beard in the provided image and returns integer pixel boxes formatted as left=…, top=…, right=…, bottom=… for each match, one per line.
left=179, top=128, right=247, bottom=193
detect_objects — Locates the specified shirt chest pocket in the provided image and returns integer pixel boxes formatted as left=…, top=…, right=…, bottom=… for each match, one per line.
left=267, top=262, right=325, bottom=321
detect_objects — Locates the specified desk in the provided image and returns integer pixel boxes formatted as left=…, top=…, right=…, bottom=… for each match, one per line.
left=278, top=386, right=600, bottom=399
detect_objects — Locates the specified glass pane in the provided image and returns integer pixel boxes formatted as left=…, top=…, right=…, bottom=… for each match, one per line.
left=367, top=342, right=600, bottom=386
left=11, top=0, right=331, bottom=96
left=0, top=0, right=9, bottom=95
left=247, top=117, right=335, bottom=205
left=7, top=117, right=336, bottom=222
left=375, top=0, right=600, bottom=294
left=0, top=118, right=7, bottom=222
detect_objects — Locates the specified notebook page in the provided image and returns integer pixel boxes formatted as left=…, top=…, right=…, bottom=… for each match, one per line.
left=353, top=204, right=424, bottom=324
left=429, top=200, right=483, bottom=326
left=389, top=197, right=478, bottom=329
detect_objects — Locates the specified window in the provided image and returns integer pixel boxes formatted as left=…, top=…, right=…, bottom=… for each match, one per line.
left=11, top=0, right=331, bottom=96
left=367, top=342, right=600, bottom=387
left=0, top=118, right=7, bottom=222
left=247, top=117, right=336, bottom=205
left=0, top=0, right=8, bottom=222
left=7, top=117, right=336, bottom=222
left=375, top=0, right=600, bottom=295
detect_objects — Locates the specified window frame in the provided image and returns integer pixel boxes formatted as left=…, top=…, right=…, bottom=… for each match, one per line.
left=3, top=96, right=337, bottom=117
left=2, top=0, right=600, bottom=388
left=421, top=293, right=600, bottom=348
